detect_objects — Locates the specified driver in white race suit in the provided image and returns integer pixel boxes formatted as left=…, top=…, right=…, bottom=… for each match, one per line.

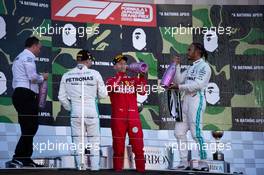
left=58, top=50, right=107, bottom=170
left=170, top=43, right=211, bottom=170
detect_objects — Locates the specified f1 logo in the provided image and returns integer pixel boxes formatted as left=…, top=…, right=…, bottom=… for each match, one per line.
left=55, top=0, right=120, bottom=19
left=52, top=0, right=156, bottom=27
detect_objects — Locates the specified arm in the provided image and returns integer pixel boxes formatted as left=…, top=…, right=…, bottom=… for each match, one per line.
left=106, top=72, right=124, bottom=93
left=179, top=65, right=211, bottom=93
left=23, top=57, right=44, bottom=84
left=58, top=75, right=71, bottom=111
left=96, top=72, right=108, bottom=99
left=173, top=65, right=187, bottom=85
left=136, top=74, right=147, bottom=95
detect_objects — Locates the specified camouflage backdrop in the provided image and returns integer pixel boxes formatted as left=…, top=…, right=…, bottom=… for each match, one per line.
left=0, top=0, right=263, bottom=131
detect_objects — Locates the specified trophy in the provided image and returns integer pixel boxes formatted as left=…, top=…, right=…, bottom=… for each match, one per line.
left=127, top=62, right=148, bottom=74
left=212, top=130, right=224, bottom=161
left=39, top=80, right=48, bottom=109
left=160, top=63, right=176, bottom=88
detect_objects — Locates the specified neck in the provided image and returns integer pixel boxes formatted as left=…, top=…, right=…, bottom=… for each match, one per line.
left=117, top=71, right=126, bottom=74
left=26, top=48, right=35, bottom=56
left=191, top=57, right=201, bottom=62
left=78, top=62, right=89, bottom=68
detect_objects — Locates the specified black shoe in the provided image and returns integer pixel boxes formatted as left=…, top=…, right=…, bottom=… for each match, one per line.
left=23, top=159, right=45, bottom=167
left=9, top=159, right=23, bottom=168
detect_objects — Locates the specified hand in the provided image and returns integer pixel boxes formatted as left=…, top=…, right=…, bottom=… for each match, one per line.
left=168, top=84, right=178, bottom=90
left=42, top=73, right=49, bottom=80
left=171, top=56, right=180, bottom=65
left=138, top=72, right=146, bottom=78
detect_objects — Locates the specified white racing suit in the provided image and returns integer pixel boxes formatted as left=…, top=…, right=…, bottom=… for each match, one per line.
left=58, top=64, right=107, bottom=170
left=173, top=58, right=211, bottom=162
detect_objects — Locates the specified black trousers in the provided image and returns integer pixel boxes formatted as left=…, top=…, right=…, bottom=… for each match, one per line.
left=12, top=87, right=39, bottom=162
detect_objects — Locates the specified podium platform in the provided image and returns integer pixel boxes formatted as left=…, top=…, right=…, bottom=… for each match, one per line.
left=0, top=169, right=234, bottom=175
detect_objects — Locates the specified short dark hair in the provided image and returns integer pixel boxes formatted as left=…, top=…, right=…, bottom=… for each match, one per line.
left=113, top=54, right=128, bottom=65
left=76, top=49, right=94, bottom=61
left=192, top=42, right=208, bottom=60
left=25, top=36, right=40, bottom=48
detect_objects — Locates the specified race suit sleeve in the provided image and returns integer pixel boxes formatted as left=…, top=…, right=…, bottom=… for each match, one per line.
left=23, top=57, right=44, bottom=84
left=136, top=74, right=147, bottom=95
left=178, top=64, right=211, bottom=93
left=106, top=72, right=124, bottom=94
left=173, top=65, right=187, bottom=85
left=58, top=74, right=71, bottom=111
left=96, top=72, right=108, bottom=99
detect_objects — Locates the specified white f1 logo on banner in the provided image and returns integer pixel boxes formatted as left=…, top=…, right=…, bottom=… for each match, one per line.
left=55, top=0, right=120, bottom=19
left=52, top=0, right=156, bottom=27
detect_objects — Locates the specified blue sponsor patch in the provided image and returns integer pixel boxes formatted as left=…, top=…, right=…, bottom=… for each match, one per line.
left=26, top=57, right=33, bottom=62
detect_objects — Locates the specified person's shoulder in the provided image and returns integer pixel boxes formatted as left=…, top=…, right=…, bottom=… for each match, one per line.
left=62, top=68, right=75, bottom=78
left=106, top=74, right=116, bottom=82
left=18, top=50, right=34, bottom=62
left=200, top=61, right=211, bottom=73
left=88, top=69, right=102, bottom=77
left=88, top=68, right=99, bottom=74
left=199, top=59, right=209, bottom=66
left=203, top=61, right=211, bottom=69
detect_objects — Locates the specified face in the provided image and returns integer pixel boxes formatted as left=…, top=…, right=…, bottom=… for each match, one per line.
left=86, top=59, right=93, bottom=68
left=187, top=44, right=199, bottom=61
left=187, top=44, right=195, bottom=60
left=114, top=59, right=127, bottom=72
left=32, top=43, right=42, bottom=56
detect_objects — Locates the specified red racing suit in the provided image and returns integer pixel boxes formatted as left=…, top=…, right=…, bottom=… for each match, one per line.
left=106, top=72, right=147, bottom=172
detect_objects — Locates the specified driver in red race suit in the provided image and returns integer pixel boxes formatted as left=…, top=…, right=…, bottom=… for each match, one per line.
left=106, top=54, right=147, bottom=172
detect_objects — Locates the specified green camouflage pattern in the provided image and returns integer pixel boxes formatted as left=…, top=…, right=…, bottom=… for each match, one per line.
left=0, top=3, right=263, bottom=131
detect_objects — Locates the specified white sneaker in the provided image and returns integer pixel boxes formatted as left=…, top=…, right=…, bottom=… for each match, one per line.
left=172, top=161, right=189, bottom=170
left=90, top=166, right=100, bottom=171
left=197, top=160, right=209, bottom=171
left=90, top=155, right=100, bottom=171
left=190, top=159, right=209, bottom=171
